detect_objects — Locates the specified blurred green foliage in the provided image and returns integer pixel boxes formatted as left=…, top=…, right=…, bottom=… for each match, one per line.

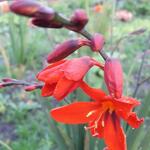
left=0, top=0, right=150, bottom=150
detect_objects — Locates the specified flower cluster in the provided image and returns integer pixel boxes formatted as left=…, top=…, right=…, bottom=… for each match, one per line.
left=8, top=1, right=144, bottom=150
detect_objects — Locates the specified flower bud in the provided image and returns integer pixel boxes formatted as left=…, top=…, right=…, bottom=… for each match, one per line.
left=47, top=39, right=90, bottom=63
left=104, top=58, right=123, bottom=98
left=31, top=18, right=63, bottom=28
left=24, top=85, right=37, bottom=91
left=10, top=0, right=41, bottom=17
left=91, top=33, right=105, bottom=52
left=10, top=0, right=55, bottom=20
left=65, top=9, right=88, bottom=32
left=2, top=78, right=15, bottom=82
left=0, top=83, right=4, bottom=89
left=34, top=7, right=55, bottom=20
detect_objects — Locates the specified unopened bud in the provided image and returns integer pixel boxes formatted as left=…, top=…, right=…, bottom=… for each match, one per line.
left=24, top=85, right=36, bottom=91
left=65, top=9, right=88, bottom=32
left=47, top=39, right=90, bottom=63
left=91, top=33, right=105, bottom=52
left=10, top=0, right=55, bottom=20
left=104, top=58, right=123, bottom=99
left=0, top=83, right=4, bottom=89
left=10, top=0, right=41, bottom=17
left=31, top=18, right=63, bottom=28
left=2, top=78, right=15, bottom=82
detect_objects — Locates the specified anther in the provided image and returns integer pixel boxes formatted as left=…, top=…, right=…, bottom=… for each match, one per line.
left=92, top=133, right=99, bottom=137
left=84, top=125, right=95, bottom=131
left=102, top=120, right=105, bottom=127
left=86, top=110, right=95, bottom=117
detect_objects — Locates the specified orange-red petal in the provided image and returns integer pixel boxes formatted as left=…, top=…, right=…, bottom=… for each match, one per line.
left=113, top=96, right=141, bottom=113
left=53, top=76, right=76, bottom=100
left=126, top=112, right=144, bottom=128
left=50, top=102, right=99, bottom=124
left=64, top=56, right=93, bottom=81
left=103, top=112, right=127, bottom=150
left=41, top=83, right=56, bottom=97
left=44, top=60, right=66, bottom=70
left=80, top=81, right=106, bottom=101
left=37, top=60, right=66, bottom=80
left=117, top=111, right=144, bottom=128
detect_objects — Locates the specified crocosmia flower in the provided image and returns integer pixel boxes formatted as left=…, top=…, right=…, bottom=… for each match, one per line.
left=37, top=56, right=103, bottom=101
left=47, top=38, right=90, bottom=63
left=51, top=70, right=144, bottom=150
left=51, top=59, right=144, bottom=150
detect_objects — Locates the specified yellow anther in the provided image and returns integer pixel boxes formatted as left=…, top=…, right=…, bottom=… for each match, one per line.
left=86, top=110, right=95, bottom=117
left=92, top=133, right=99, bottom=137
left=102, top=120, right=105, bottom=127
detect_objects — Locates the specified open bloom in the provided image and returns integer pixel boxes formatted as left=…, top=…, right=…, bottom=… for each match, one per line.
left=50, top=58, right=144, bottom=150
left=51, top=82, right=144, bottom=150
left=37, top=56, right=103, bottom=101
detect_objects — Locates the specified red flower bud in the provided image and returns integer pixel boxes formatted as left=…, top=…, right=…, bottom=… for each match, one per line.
left=10, top=0, right=55, bottom=20
left=24, top=85, right=37, bottom=91
left=0, top=83, right=4, bottom=89
left=34, top=7, right=55, bottom=20
left=91, top=33, right=105, bottom=52
left=10, top=0, right=41, bottom=17
left=47, top=39, right=90, bottom=63
left=2, top=78, right=15, bottom=82
left=65, top=9, right=88, bottom=32
left=104, top=58, right=123, bottom=98
left=31, top=18, right=63, bottom=28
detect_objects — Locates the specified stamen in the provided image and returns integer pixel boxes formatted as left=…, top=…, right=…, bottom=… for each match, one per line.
left=84, top=125, right=95, bottom=130
left=86, top=110, right=96, bottom=117
left=92, top=133, right=99, bottom=137
left=102, top=120, right=105, bottom=127
left=94, top=111, right=103, bottom=128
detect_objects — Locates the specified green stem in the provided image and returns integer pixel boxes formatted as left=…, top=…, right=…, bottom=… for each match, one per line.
left=54, top=13, right=108, bottom=60
left=0, top=140, right=13, bottom=150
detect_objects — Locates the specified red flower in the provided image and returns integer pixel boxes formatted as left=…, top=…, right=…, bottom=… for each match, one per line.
left=47, top=38, right=90, bottom=63
left=37, top=56, right=103, bottom=100
left=50, top=82, right=144, bottom=150
left=50, top=58, right=143, bottom=150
